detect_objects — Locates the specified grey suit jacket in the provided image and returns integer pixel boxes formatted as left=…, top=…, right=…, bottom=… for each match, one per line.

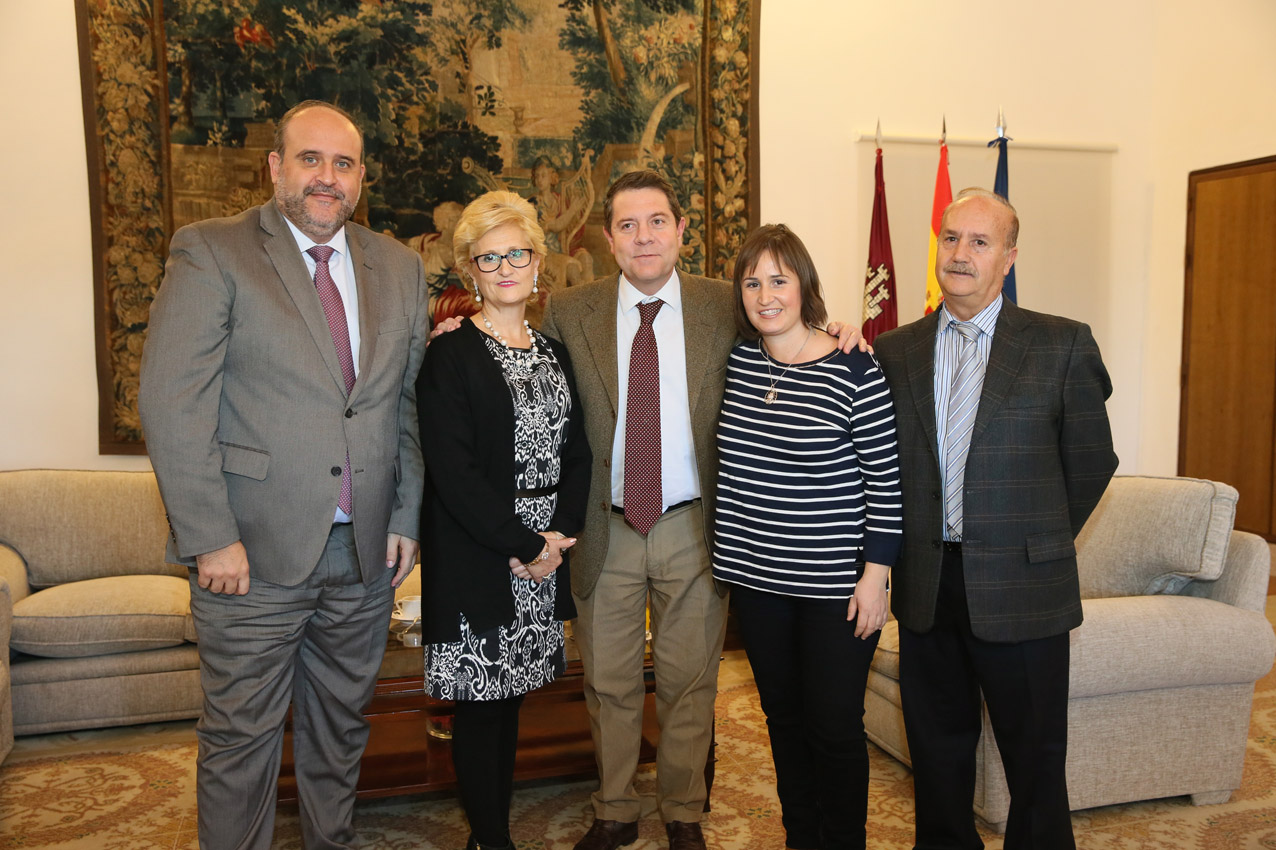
left=139, top=200, right=429, bottom=585
left=541, top=272, right=737, bottom=598
left=874, top=299, right=1118, bottom=643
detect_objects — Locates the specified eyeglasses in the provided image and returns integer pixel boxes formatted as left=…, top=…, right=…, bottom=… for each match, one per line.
left=472, top=248, right=534, bottom=273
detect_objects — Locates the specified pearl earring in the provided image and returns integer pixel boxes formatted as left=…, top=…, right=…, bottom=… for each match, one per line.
left=473, top=285, right=482, bottom=303
left=532, top=271, right=539, bottom=295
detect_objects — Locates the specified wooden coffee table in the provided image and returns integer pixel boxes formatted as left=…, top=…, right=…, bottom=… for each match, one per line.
left=278, top=622, right=659, bottom=801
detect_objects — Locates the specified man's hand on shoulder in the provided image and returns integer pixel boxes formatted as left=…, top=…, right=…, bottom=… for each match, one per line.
left=195, top=541, right=251, bottom=596
left=826, top=320, right=871, bottom=355
left=427, top=315, right=464, bottom=346
left=387, top=533, right=419, bottom=587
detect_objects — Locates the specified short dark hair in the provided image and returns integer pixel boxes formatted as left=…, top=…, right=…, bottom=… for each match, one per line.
left=731, top=224, right=828, bottom=341
left=273, top=100, right=364, bottom=162
left=603, top=170, right=683, bottom=231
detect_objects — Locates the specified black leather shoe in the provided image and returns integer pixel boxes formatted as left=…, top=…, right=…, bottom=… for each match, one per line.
left=572, top=818, right=639, bottom=850
left=665, top=821, right=707, bottom=850
left=464, top=835, right=513, bottom=850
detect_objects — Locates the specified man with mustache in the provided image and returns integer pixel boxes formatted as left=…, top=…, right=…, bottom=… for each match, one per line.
left=140, top=100, right=429, bottom=850
left=874, top=188, right=1117, bottom=849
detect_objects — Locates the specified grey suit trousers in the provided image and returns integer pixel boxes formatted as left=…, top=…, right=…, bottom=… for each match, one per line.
left=188, top=524, right=394, bottom=850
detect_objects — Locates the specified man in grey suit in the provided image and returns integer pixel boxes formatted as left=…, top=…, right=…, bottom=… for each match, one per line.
left=874, top=188, right=1118, bottom=850
left=139, top=101, right=429, bottom=850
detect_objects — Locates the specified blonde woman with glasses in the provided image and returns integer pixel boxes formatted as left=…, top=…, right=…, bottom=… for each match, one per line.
left=415, top=191, right=592, bottom=850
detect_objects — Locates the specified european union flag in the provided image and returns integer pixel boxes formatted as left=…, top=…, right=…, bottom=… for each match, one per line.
left=988, top=135, right=1017, bottom=304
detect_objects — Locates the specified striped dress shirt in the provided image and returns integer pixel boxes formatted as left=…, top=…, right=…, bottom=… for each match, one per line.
left=933, top=296, right=1003, bottom=541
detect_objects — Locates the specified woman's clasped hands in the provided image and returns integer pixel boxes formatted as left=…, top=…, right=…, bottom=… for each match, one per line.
left=508, top=531, right=577, bottom=583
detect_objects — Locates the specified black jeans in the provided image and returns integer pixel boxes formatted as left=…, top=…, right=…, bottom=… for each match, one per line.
left=451, top=694, right=526, bottom=846
left=731, top=584, right=881, bottom=850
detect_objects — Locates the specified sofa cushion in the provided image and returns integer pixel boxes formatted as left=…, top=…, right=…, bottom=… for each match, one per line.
left=1069, top=595, right=1276, bottom=698
left=10, top=575, right=191, bottom=657
left=0, top=470, right=182, bottom=587
left=1075, top=476, right=1237, bottom=598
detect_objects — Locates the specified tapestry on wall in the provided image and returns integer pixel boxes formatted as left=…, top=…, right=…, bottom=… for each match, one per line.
left=76, top=0, right=759, bottom=452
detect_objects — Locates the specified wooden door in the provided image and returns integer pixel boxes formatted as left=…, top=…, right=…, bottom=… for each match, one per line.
left=1179, top=155, right=1276, bottom=540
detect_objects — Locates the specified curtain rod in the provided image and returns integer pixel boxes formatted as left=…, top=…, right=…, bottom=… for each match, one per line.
left=855, top=133, right=1118, bottom=153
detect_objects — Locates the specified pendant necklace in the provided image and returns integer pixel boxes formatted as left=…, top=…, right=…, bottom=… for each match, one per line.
left=762, top=327, right=813, bottom=405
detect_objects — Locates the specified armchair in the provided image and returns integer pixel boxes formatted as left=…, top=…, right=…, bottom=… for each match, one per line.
left=864, top=475, right=1276, bottom=831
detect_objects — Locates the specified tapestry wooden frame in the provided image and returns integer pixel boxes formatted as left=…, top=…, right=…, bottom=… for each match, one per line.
left=76, top=0, right=760, bottom=453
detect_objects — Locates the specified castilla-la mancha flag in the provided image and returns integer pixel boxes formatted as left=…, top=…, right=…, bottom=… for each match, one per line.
left=862, top=146, right=897, bottom=344
left=923, top=139, right=953, bottom=315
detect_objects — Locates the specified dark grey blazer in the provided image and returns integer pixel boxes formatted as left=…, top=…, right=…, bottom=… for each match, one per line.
left=540, top=272, right=737, bottom=599
left=874, top=299, right=1118, bottom=643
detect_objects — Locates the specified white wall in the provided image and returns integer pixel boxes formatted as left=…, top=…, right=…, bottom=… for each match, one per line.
left=759, top=0, right=1276, bottom=476
left=0, top=2, right=150, bottom=471
left=3, top=1, right=1274, bottom=473
left=759, top=0, right=1154, bottom=472
left=1140, top=0, right=1276, bottom=476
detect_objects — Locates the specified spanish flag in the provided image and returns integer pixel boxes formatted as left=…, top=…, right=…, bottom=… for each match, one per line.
left=923, top=131, right=952, bottom=315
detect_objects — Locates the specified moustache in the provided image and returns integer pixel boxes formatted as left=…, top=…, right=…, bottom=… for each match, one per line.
left=943, top=263, right=975, bottom=276
left=304, top=184, right=346, bottom=201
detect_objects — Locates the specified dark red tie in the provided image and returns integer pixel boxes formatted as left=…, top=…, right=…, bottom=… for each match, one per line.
left=307, top=245, right=355, bottom=515
left=624, top=299, right=664, bottom=535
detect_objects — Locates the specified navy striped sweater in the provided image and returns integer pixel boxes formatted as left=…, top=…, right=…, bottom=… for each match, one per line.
left=712, top=341, right=903, bottom=598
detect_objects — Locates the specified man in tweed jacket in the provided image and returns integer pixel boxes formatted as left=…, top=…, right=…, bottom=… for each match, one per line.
left=874, top=188, right=1117, bottom=850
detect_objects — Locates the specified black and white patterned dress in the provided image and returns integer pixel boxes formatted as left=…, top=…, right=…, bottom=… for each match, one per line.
left=424, top=330, right=571, bottom=701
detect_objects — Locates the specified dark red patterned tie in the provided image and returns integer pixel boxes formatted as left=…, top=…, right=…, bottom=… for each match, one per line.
left=307, top=245, right=355, bottom=515
left=624, top=299, right=664, bottom=535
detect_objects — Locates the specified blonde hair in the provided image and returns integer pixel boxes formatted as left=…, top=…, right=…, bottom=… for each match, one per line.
left=452, top=191, right=548, bottom=282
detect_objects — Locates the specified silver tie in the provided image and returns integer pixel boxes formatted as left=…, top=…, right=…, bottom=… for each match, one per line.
left=943, top=323, right=984, bottom=540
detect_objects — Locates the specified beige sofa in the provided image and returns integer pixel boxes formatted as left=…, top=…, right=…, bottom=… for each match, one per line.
left=0, top=469, right=203, bottom=753
left=0, top=469, right=426, bottom=765
left=865, top=475, right=1276, bottom=832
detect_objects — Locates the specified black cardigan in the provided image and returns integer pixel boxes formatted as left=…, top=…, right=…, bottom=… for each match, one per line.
left=416, top=319, right=591, bottom=643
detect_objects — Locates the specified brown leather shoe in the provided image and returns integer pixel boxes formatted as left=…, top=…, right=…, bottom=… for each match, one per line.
left=665, top=821, right=707, bottom=850
left=573, top=818, right=639, bottom=850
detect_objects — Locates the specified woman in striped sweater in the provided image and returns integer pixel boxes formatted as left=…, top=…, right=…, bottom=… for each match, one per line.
left=712, top=224, right=903, bottom=850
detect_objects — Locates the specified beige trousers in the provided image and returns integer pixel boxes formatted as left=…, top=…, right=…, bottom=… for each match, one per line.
left=573, top=502, right=729, bottom=824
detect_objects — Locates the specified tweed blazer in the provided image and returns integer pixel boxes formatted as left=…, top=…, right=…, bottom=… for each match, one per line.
left=540, top=272, right=737, bottom=598
left=874, top=299, right=1118, bottom=643
left=139, top=200, right=430, bottom=585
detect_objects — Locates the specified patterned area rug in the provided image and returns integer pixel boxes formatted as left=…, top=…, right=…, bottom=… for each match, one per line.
left=4, top=602, right=1276, bottom=849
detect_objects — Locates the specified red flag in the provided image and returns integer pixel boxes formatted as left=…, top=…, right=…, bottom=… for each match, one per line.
left=862, top=147, right=897, bottom=344
left=924, top=139, right=952, bottom=315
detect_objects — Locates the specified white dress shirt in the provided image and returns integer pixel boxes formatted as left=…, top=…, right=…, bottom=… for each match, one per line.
left=284, top=218, right=360, bottom=522
left=611, top=271, right=701, bottom=510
